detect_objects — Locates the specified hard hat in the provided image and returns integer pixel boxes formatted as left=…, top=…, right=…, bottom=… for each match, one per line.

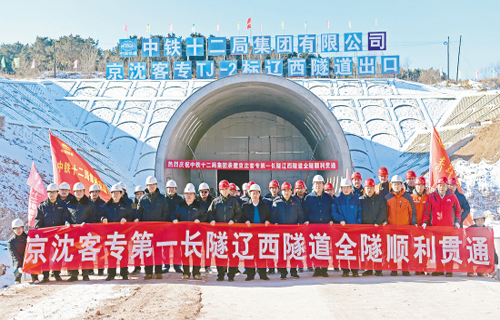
left=269, top=180, right=279, bottom=188
left=145, top=176, right=158, bottom=185
left=118, top=182, right=126, bottom=190
left=448, top=177, right=458, bottom=185
left=390, top=175, right=403, bottom=183
left=184, top=183, right=196, bottom=194
left=378, top=167, right=389, bottom=176
left=247, top=181, right=255, bottom=190
left=47, top=183, right=59, bottom=192
left=199, top=182, right=210, bottom=191
left=229, top=183, right=237, bottom=191
left=364, top=178, right=375, bottom=187
left=166, top=179, right=177, bottom=188
left=110, top=183, right=123, bottom=193
left=473, top=211, right=485, bottom=220
left=406, top=170, right=416, bottom=179
left=415, top=177, right=426, bottom=185
left=249, top=183, right=261, bottom=192
left=73, top=182, right=85, bottom=191
left=219, top=180, right=230, bottom=190
left=242, top=183, right=248, bottom=192
left=89, top=184, right=100, bottom=192
left=312, top=175, right=325, bottom=183
left=59, top=182, right=71, bottom=190
left=11, top=218, right=24, bottom=228
left=324, top=182, right=334, bottom=190
left=437, top=176, right=448, bottom=185
left=281, top=181, right=292, bottom=190
left=351, top=172, right=362, bottom=180
left=295, top=180, right=305, bottom=189
left=134, top=185, right=144, bottom=194
left=340, top=178, right=352, bottom=187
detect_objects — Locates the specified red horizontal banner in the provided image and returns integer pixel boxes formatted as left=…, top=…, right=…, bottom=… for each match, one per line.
left=165, top=160, right=338, bottom=170
left=23, top=223, right=495, bottom=274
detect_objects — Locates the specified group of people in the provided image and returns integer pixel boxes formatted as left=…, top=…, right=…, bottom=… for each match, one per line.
left=8, top=167, right=496, bottom=285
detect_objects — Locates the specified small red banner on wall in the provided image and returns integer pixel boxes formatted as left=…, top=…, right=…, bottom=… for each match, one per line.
left=166, top=160, right=338, bottom=170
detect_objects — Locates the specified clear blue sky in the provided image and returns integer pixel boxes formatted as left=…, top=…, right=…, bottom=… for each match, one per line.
left=1, top=0, right=498, bottom=79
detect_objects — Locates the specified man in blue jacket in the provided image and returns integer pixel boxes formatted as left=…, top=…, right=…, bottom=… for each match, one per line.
left=272, top=181, right=305, bottom=279
left=332, top=178, right=362, bottom=277
left=448, top=177, right=471, bottom=227
left=303, top=174, right=334, bottom=277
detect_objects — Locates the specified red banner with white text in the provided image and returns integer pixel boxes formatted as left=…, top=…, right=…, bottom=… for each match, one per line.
left=23, top=223, right=495, bottom=274
left=166, top=160, right=338, bottom=170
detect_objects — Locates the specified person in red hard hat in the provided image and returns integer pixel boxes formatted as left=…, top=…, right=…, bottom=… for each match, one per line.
left=447, top=177, right=471, bottom=227
left=404, top=170, right=417, bottom=194
left=351, top=172, right=364, bottom=197
left=229, top=183, right=238, bottom=197
left=410, top=176, right=429, bottom=275
left=375, top=167, right=391, bottom=198
left=324, top=182, right=335, bottom=198
left=294, top=180, right=307, bottom=204
left=263, top=180, right=280, bottom=210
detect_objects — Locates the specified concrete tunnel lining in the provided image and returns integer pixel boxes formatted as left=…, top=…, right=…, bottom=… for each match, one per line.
left=155, top=73, right=353, bottom=191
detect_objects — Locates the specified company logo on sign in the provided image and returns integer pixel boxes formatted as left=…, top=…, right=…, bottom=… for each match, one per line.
left=121, top=40, right=135, bottom=50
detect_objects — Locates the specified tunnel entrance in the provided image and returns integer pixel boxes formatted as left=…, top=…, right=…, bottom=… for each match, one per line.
left=155, top=73, right=352, bottom=192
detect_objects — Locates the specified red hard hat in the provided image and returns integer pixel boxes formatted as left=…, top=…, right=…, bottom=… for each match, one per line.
left=247, top=181, right=255, bottom=190
left=437, top=176, right=448, bottom=185
left=269, top=180, right=279, bottom=188
left=324, top=182, right=334, bottom=190
left=448, top=177, right=457, bottom=185
left=378, top=167, right=389, bottom=176
left=229, top=183, right=237, bottom=191
left=219, top=180, right=230, bottom=190
left=281, top=181, right=292, bottom=190
left=351, top=172, right=362, bottom=180
left=415, top=177, right=426, bottom=185
left=406, top=170, right=417, bottom=179
left=364, top=178, right=375, bottom=187
left=294, top=180, right=305, bottom=189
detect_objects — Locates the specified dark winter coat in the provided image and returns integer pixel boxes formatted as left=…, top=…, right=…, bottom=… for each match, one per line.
left=332, top=193, right=362, bottom=224
left=197, top=194, right=213, bottom=212
left=359, top=193, right=388, bottom=225
left=57, top=193, right=74, bottom=205
left=166, top=193, right=183, bottom=220
left=35, top=198, right=67, bottom=228
left=352, top=186, right=364, bottom=197
left=172, top=199, right=208, bottom=222
left=136, top=188, right=169, bottom=222
left=271, top=195, right=305, bottom=224
left=64, top=195, right=98, bottom=224
left=99, top=198, right=134, bottom=222
left=455, top=189, right=471, bottom=227
left=241, top=200, right=271, bottom=223
left=303, top=191, right=334, bottom=224
left=207, top=194, right=242, bottom=223
left=263, top=193, right=279, bottom=211
left=7, top=232, right=28, bottom=268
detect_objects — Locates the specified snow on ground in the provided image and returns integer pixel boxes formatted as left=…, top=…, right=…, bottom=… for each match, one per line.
left=0, top=241, right=15, bottom=289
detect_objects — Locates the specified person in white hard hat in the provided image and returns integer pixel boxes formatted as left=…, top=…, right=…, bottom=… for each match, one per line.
left=87, top=183, right=106, bottom=276
left=172, top=183, right=207, bottom=280
left=303, top=174, right=334, bottom=277
left=164, top=179, right=183, bottom=273
left=197, top=182, right=213, bottom=212
left=133, top=185, right=145, bottom=210
left=100, top=183, right=134, bottom=281
left=117, top=182, right=134, bottom=207
left=58, top=181, right=74, bottom=205
left=7, top=218, right=36, bottom=284
left=468, top=211, right=498, bottom=276
left=135, top=176, right=169, bottom=280
left=241, top=183, right=271, bottom=281
left=65, top=182, right=98, bottom=282
left=35, top=183, right=67, bottom=283
left=332, top=178, right=362, bottom=277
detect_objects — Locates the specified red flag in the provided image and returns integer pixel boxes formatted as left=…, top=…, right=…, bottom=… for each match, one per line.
left=247, top=18, right=251, bottom=29
left=49, top=132, right=111, bottom=201
left=124, top=25, right=128, bottom=33
left=26, top=163, right=48, bottom=227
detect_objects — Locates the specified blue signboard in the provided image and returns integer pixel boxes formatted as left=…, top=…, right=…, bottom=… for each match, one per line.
left=253, top=36, right=271, bottom=54
left=368, top=32, right=386, bottom=51
left=219, top=60, right=238, bottom=78
left=151, top=61, right=169, bottom=80
left=208, top=37, right=226, bottom=56
left=275, top=35, right=293, bottom=54
left=288, top=59, right=306, bottom=77
left=196, top=61, right=215, bottom=79
left=142, top=38, right=160, bottom=57
left=358, top=56, right=376, bottom=75
left=381, top=56, right=400, bottom=74
left=119, top=39, right=138, bottom=57
left=231, top=36, right=248, bottom=55
left=265, top=59, right=283, bottom=77
left=129, top=62, right=147, bottom=80
left=320, top=34, right=339, bottom=53
left=242, top=60, right=260, bottom=74
left=165, top=37, right=182, bottom=57
left=174, top=61, right=192, bottom=79
left=106, top=63, right=124, bottom=80
left=334, top=57, right=353, bottom=76
left=344, top=33, right=362, bottom=52
left=311, top=58, right=329, bottom=77
left=186, top=37, right=205, bottom=57
left=297, top=34, right=316, bottom=54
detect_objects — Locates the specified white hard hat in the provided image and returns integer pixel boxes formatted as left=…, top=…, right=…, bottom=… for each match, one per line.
left=47, top=183, right=59, bottom=192
left=89, top=184, right=100, bottom=192
left=390, top=175, right=404, bottom=183
left=249, top=183, right=261, bottom=192
left=118, top=182, right=126, bottom=190
left=340, top=178, right=352, bottom=187
left=199, top=182, right=210, bottom=190
left=59, top=182, right=71, bottom=190
left=12, top=218, right=24, bottom=228
left=184, top=183, right=196, bottom=194
left=110, top=183, right=123, bottom=193
left=134, top=185, right=144, bottom=194
left=473, top=211, right=486, bottom=220
left=73, top=182, right=85, bottom=191
left=312, top=175, right=325, bottom=183
left=145, top=176, right=158, bottom=185
left=166, top=179, right=177, bottom=188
